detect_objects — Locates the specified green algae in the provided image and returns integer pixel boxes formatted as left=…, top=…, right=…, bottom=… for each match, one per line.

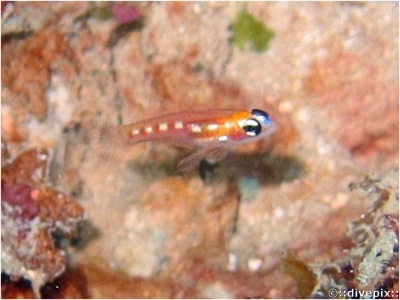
left=230, top=10, right=275, bottom=52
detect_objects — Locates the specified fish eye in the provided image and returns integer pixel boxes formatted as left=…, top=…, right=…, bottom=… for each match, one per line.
left=243, top=118, right=261, bottom=137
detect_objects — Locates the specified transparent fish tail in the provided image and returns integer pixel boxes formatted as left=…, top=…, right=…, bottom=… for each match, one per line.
left=86, top=126, right=133, bottom=174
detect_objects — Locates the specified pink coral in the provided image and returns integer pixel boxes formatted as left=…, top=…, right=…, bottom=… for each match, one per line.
left=111, top=3, right=140, bottom=24
left=1, top=180, right=38, bottom=221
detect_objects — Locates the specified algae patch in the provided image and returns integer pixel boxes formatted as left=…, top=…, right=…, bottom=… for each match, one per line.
left=230, top=10, right=275, bottom=52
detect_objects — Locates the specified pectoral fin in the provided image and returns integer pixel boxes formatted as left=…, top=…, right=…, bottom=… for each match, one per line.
left=204, top=147, right=228, bottom=164
left=177, top=147, right=228, bottom=173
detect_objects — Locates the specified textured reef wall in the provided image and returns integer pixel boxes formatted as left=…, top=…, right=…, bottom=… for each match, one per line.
left=1, top=2, right=398, bottom=298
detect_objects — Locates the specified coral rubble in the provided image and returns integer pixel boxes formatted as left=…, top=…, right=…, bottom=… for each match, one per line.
left=1, top=148, right=85, bottom=297
left=310, top=170, right=399, bottom=298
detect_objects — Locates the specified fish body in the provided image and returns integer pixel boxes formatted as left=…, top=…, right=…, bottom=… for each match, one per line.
left=100, top=108, right=276, bottom=171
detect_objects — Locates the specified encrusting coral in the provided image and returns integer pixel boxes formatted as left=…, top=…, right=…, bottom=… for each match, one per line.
left=1, top=147, right=85, bottom=298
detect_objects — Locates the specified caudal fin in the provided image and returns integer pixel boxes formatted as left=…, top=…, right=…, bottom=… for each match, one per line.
left=86, top=126, right=132, bottom=173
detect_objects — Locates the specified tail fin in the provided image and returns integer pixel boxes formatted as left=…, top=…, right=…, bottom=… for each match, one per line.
left=86, top=126, right=132, bottom=173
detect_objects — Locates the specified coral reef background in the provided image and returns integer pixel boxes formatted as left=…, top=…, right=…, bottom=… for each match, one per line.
left=1, top=2, right=398, bottom=298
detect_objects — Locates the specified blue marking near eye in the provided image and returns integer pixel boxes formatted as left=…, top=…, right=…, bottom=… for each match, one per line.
left=251, top=109, right=274, bottom=126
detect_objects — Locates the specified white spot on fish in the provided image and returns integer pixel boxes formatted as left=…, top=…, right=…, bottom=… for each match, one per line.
left=218, top=135, right=229, bottom=142
left=190, top=124, right=202, bottom=133
left=175, top=121, right=184, bottom=129
left=159, top=123, right=168, bottom=131
left=132, top=128, right=140, bottom=135
left=208, top=124, right=219, bottom=131
left=145, top=126, right=153, bottom=133
left=237, top=119, right=246, bottom=127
